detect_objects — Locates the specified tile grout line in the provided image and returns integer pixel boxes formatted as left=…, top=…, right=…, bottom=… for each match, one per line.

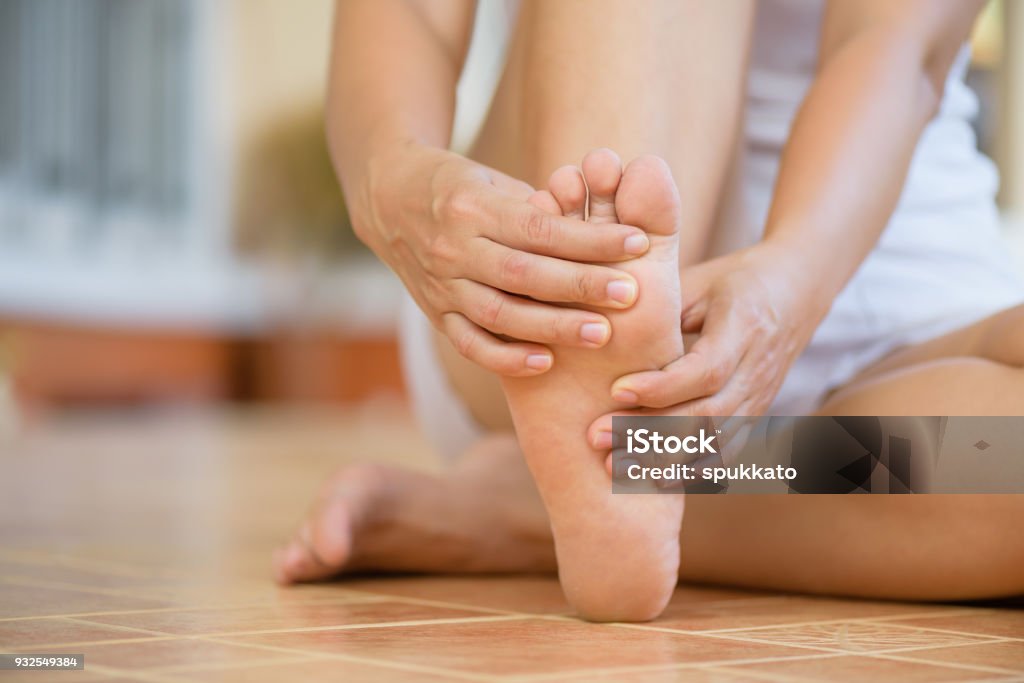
left=0, top=593, right=391, bottom=622
left=200, top=634, right=502, bottom=682
left=153, top=653, right=334, bottom=676
left=0, top=571, right=386, bottom=606
left=874, top=619, right=1024, bottom=643
left=181, top=612, right=530, bottom=638
left=0, top=549, right=195, bottom=581
left=694, top=663, right=828, bottom=683
left=76, top=662, right=191, bottom=683
left=690, top=630, right=1017, bottom=660
left=856, top=635, right=1016, bottom=656
left=619, top=607, right=986, bottom=636
left=866, top=651, right=1024, bottom=677
left=590, top=620, right=859, bottom=656
left=61, top=615, right=185, bottom=638
left=333, top=589, right=537, bottom=617
left=505, top=653, right=847, bottom=683
left=8, top=613, right=533, bottom=651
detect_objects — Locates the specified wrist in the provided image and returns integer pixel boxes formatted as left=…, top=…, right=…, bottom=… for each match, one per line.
left=744, top=239, right=834, bottom=323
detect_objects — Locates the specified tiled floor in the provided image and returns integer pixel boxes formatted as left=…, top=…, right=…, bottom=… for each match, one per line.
left=1, top=405, right=1021, bottom=682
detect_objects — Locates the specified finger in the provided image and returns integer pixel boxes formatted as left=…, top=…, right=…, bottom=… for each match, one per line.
left=441, top=312, right=554, bottom=377
left=610, top=308, right=752, bottom=407
left=470, top=238, right=639, bottom=309
left=485, top=191, right=649, bottom=262
left=587, top=406, right=669, bottom=450
left=489, top=171, right=535, bottom=201
left=453, top=279, right=611, bottom=348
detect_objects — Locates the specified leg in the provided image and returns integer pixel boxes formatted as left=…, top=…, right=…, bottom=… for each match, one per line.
left=678, top=305, right=1024, bottom=599
left=820, top=304, right=1024, bottom=415
left=474, top=0, right=754, bottom=261
left=275, top=305, right=1024, bottom=601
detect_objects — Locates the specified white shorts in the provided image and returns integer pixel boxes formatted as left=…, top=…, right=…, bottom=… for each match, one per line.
left=399, top=209, right=1024, bottom=461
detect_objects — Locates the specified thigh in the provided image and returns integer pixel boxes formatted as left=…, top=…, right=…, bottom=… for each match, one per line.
left=676, top=304, right=1024, bottom=599
left=819, top=304, right=1024, bottom=415
left=433, top=327, right=514, bottom=432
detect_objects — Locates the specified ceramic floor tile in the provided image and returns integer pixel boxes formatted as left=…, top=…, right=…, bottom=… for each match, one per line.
left=0, top=617, right=157, bottom=649
left=78, top=599, right=494, bottom=636
left=895, top=640, right=1024, bottom=673
left=342, top=576, right=572, bottom=614
left=886, top=611, right=1024, bottom=640
left=0, top=580, right=168, bottom=618
left=223, top=618, right=814, bottom=677
left=712, top=621, right=1000, bottom=653
left=719, top=653, right=1017, bottom=682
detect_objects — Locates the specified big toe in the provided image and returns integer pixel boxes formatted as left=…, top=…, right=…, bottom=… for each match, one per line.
left=616, top=155, right=680, bottom=238
left=273, top=497, right=353, bottom=585
left=581, top=148, right=622, bottom=224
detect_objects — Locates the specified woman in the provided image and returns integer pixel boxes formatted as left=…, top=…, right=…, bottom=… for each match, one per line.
left=274, top=0, right=1024, bottom=621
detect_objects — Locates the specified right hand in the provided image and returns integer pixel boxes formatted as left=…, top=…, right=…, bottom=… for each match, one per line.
left=351, top=142, right=652, bottom=376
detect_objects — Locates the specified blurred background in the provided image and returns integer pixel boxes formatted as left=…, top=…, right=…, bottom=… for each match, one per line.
left=0, top=0, right=1022, bottom=434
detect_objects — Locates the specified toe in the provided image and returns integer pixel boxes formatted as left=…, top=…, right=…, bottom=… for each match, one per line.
left=581, top=148, right=622, bottom=224
left=548, top=165, right=587, bottom=219
left=527, top=189, right=562, bottom=216
left=274, top=498, right=353, bottom=584
left=616, top=155, right=681, bottom=238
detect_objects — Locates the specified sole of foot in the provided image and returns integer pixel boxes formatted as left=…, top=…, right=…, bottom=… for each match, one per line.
left=502, top=148, right=686, bottom=622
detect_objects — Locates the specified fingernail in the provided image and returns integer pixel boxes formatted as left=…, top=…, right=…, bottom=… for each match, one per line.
left=592, top=430, right=613, bottom=450
left=607, top=279, right=637, bottom=305
left=612, top=388, right=639, bottom=404
left=580, top=322, right=610, bottom=345
left=525, top=354, right=552, bottom=371
left=623, top=232, right=650, bottom=255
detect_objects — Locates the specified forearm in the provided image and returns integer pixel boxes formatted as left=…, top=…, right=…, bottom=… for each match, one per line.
left=762, top=35, right=937, bottom=304
left=326, top=0, right=473, bottom=223
left=762, top=1, right=984, bottom=309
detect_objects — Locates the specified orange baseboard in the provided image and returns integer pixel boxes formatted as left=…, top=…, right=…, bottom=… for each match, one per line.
left=0, top=319, right=404, bottom=407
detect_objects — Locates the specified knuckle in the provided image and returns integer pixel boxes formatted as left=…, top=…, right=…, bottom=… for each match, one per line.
left=423, top=234, right=454, bottom=271
left=548, top=313, right=572, bottom=343
left=703, top=362, right=728, bottom=392
left=478, top=292, right=508, bottom=329
left=435, top=184, right=478, bottom=225
left=498, top=251, right=531, bottom=288
left=572, top=269, right=596, bottom=302
left=522, top=210, right=556, bottom=248
left=451, top=327, right=478, bottom=360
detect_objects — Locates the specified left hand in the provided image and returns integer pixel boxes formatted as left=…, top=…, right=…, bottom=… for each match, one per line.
left=589, top=241, right=830, bottom=443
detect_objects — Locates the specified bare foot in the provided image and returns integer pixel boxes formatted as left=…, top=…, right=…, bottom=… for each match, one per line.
left=273, top=435, right=556, bottom=583
left=501, top=149, right=686, bottom=622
